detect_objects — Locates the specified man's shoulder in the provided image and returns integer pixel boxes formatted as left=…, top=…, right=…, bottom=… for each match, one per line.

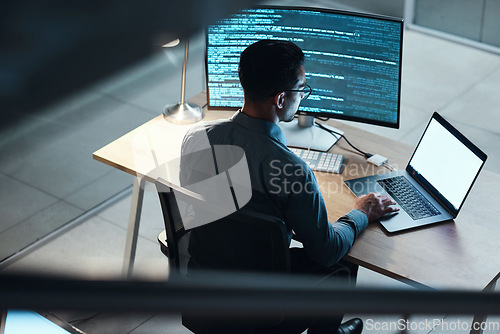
left=188, top=118, right=233, bottom=133
left=183, top=118, right=233, bottom=145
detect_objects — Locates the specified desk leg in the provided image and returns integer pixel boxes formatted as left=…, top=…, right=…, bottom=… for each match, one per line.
left=469, top=279, right=498, bottom=334
left=122, top=177, right=145, bottom=278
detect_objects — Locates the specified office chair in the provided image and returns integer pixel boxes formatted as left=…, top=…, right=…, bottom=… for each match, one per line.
left=155, top=178, right=294, bottom=332
left=156, top=186, right=190, bottom=274
left=155, top=178, right=290, bottom=275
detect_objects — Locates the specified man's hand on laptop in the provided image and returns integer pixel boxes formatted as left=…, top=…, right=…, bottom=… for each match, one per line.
left=354, top=192, right=399, bottom=222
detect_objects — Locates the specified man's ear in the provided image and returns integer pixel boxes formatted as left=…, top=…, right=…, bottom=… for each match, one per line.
left=274, top=92, right=285, bottom=109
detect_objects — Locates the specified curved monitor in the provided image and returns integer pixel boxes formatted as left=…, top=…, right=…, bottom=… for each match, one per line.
left=206, top=6, right=403, bottom=128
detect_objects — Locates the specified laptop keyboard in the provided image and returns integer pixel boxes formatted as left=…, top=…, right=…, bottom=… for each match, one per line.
left=290, top=148, right=344, bottom=174
left=377, top=176, right=441, bottom=220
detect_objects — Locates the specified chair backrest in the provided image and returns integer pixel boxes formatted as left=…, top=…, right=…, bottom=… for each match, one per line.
left=188, top=209, right=290, bottom=273
left=156, top=183, right=190, bottom=273
left=155, top=179, right=290, bottom=274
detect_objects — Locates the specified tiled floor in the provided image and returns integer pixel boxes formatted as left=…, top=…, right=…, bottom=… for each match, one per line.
left=0, top=31, right=207, bottom=262
left=2, top=1, right=500, bottom=333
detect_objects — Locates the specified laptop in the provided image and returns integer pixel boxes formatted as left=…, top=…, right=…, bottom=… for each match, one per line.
left=344, top=112, right=487, bottom=233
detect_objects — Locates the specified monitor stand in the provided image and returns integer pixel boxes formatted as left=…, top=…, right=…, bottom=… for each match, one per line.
left=278, top=115, right=343, bottom=152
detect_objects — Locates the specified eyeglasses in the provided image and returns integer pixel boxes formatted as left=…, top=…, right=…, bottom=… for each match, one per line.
left=284, top=84, right=312, bottom=100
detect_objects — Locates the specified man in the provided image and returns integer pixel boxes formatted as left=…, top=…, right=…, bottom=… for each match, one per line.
left=180, top=40, right=398, bottom=333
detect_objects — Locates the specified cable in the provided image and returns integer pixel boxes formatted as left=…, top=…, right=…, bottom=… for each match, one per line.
left=294, top=112, right=329, bottom=121
left=382, top=161, right=396, bottom=171
left=314, top=119, right=396, bottom=172
left=314, top=116, right=329, bottom=122
left=294, top=116, right=396, bottom=170
left=314, top=122, right=373, bottom=158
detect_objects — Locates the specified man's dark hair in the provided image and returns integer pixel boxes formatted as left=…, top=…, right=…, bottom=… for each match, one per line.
left=238, top=40, right=304, bottom=101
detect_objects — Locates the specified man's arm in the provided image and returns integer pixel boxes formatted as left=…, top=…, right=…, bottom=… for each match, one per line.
left=285, top=170, right=397, bottom=267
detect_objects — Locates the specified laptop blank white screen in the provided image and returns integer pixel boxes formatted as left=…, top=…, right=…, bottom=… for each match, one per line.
left=409, top=118, right=483, bottom=211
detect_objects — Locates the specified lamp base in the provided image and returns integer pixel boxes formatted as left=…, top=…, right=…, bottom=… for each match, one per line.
left=163, top=102, right=203, bottom=125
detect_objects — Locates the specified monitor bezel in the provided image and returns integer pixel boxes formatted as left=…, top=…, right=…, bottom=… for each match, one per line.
left=205, top=5, right=404, bottom=129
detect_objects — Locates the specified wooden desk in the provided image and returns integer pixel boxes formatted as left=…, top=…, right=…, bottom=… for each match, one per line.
left=316, top=130, right=500, bottom=292
left=94, top=92, right=500, bottom=322
left=94, top=93, right=226, bottom=276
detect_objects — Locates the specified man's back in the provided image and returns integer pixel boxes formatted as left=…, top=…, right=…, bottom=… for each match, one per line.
left=180, top=111, right=368, bottom=270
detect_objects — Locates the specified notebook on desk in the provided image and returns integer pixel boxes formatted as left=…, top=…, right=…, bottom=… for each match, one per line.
left=344, top=112, right=487, bottom=233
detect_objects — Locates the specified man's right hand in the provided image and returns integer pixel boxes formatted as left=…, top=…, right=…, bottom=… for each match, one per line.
left=354, top=192, right=399, bottom=222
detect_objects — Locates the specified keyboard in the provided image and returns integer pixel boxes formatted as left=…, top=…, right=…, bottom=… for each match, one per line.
left=290, top=148, right=344, bottom=174
left=377, top=176, right=440, bottom=220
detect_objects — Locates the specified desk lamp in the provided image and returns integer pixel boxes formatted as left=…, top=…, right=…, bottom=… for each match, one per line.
left=162, top=38, right=203, bottom=124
